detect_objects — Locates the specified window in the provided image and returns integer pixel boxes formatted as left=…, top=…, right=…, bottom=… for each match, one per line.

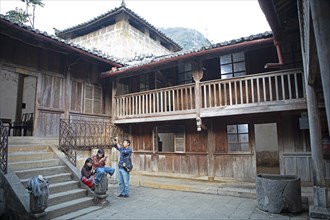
left=139, top=74, right=150, bottom=91
left=84, top=85, right=102, bottom=114
left=71, top=81, right=102, bottom=114
left=227, top=124, right=250, bottom=152
left=220, top=52, right=246, bottom=79
left=154, top=125, right=185, bottom=153
left=178, top=63, right=192, bottom=85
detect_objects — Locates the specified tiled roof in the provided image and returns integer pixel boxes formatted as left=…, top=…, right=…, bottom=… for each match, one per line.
left=0, top=14, right=125, bottom=66
left=56, top=4, right=182, bottom=51
left=106, top=31, right=273, bottom=74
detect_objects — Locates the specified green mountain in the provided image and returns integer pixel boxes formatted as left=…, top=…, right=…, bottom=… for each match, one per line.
left=159, top=27, right=211, bottom=51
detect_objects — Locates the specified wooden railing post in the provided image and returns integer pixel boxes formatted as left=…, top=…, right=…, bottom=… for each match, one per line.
left=192, top=61, right=204, bottom=131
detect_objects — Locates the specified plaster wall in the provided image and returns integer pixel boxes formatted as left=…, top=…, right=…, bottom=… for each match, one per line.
left=0, top=67, right=18, bottom=121
left=71, top=21, right=172, bottom=59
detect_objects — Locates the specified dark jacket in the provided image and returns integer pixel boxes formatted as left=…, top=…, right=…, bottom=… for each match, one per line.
left=113, top=144, right=132, bottom=169
left=81, top=164, right=94, bottom=178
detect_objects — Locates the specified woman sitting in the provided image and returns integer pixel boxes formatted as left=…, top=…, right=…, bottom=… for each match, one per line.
left=81, top=157, right=96, bottom=189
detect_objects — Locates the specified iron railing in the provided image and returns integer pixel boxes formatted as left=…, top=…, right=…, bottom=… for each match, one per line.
left=0, top=120, right=8, bottom=174
left=59, top=119, right=120, bottom=166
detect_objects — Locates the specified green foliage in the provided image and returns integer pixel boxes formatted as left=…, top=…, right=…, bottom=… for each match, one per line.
left=5, top=0, right=44, bottom=27
left=160, top=27, right=212, bottom=51
left=6, top=7, right=29, bottom=24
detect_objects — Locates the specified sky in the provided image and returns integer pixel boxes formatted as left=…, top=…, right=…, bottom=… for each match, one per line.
left=0, top=0, right=271, bottom=44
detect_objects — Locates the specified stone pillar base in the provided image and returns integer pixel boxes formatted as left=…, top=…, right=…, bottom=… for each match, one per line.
left=94, top=193, right=110, bottom=206
left=93, top=173, right=109, bottom=206
left=309, top=186, right=330, bottom=218
left=309, top=206, right=330, bottom=219
left=30, top=211, right=47, bottom=220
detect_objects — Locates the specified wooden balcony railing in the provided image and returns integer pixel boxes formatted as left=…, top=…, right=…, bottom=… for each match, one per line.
left=201, top=69, right=305, bottom=108
left=113, top=69, right=305, bottom=121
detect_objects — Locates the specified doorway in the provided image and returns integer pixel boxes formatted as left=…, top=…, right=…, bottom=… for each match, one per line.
left=0, top=71, right=36, bottom=136
left=255, top=123, right=280, bottom=174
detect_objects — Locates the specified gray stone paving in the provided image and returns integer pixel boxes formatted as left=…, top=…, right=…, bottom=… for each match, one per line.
left=73, top=185, right=309, bottom=220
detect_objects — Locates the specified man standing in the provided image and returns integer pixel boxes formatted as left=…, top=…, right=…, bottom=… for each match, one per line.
left=113, top=138, right=133, bottom=198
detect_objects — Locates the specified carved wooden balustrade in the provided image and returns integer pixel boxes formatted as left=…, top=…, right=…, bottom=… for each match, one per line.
left=113, top=69, right=305, bottom=123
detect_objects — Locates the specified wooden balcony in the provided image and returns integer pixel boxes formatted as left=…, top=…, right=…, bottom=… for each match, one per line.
left=113, top=69, right=306, bottom=124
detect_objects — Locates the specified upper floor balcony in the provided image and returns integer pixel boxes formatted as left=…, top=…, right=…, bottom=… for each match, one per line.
left=113, top=69, right=306, bottom=124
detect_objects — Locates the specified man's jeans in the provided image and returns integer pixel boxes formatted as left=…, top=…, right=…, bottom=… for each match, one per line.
left=94, top=167, right=115, bottom=185
left=118, top=167, right=130, bottom=196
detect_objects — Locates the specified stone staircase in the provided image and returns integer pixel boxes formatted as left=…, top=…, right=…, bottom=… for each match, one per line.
left=8, top=142, right=103, bottom=219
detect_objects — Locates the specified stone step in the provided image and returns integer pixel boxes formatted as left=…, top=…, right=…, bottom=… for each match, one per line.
left=48, top=188, right=87, bottom=206
left=9, top=159, right=61, bottom=171
left=8, top=137, right=58, bottom=145
left=14, top=165, right=68, bottom=179
left=52, top=206, right=102, bottom=220
left=7, top=144, right=50, bottom=153
left=20, top=173, right=73, bottom=187
left=49, top=180, right=80, bottom=194
left=46, top=197, right=94, bottom=219
left=8, top=151, right=55, bottom=162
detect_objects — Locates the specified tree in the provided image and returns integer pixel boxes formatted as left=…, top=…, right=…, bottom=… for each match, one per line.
left=5, top=0, right=44, bottom=28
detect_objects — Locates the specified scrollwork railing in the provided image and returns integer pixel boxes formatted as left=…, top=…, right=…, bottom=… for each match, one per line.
left=0, top=120, right=9, bottom=174
left=59, top=119, right=120, bottom=166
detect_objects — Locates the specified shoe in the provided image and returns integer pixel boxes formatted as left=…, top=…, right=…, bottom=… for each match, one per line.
left=90, top=184, right=95, bottom=191
left=117, top=194, right=123, bottom=197
left=123, top=195, right=129, bottom=198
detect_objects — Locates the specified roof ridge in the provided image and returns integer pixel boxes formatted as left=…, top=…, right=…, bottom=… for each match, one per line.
left=55, top=4, right=182, bottom=50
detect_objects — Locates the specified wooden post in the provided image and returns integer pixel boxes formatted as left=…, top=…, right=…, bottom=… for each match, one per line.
left=64, top=67, right=71, bottom=120
left=207, top=121, right=214, bottom=181
left=298, top=1, right=329, bottom=217
left=298, top=0, right=326, bottom=187
left=310, top=0, right=330, bottom=135
left=192, top=61, right=203, bottom=131
left=15, top=74, right=24, bottom=123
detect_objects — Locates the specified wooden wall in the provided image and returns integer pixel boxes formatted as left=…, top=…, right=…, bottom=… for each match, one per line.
left=129, top=111, right=312, bottom=181
left=0, top=31, right=114, bottom=137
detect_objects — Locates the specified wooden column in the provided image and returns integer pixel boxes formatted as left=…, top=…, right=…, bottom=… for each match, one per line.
left=310, top=0, right=330, bottom=135
left=15, top=74, right=24, bottom=122
left=298, top=0, right=326, bottom=188
left=192, top=61, right=203, bottom=131
left=207, top=121, right=215, bottom=181
left=64, top=67, right=71, bottom=120
left=298, top=1, right=329, bottom=216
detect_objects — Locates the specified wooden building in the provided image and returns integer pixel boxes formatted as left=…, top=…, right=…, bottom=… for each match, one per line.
left=55, top=1, right=181, bottom=60
left=0, top=15, right=123, bottom=137
left=100, top=29, right=321, bottom=183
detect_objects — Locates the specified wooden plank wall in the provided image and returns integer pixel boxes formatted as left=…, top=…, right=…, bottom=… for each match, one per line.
left=130, top=112, right=312, bottom=181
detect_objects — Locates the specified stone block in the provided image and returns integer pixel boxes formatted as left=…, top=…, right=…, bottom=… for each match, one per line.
left=256, top=173, right=302, bottom=213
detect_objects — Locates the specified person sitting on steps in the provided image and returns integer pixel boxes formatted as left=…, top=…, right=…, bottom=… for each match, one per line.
left=92, top=149, right=115, bottom=185
left=81, top=157, right=96, bottom=190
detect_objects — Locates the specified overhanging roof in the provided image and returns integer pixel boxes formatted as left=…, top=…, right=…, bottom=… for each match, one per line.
left=0, top=15, right=124, bottom=67
left=101, top=32, right=273, bottom=78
